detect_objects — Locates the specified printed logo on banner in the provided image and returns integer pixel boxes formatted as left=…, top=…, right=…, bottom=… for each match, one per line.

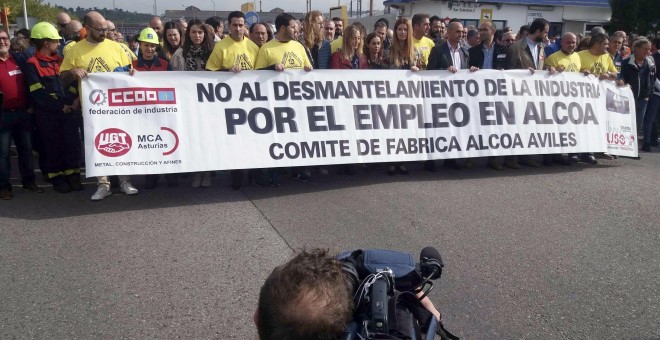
left=95, top=128, right=132, bottom=157
left=107, top=87, right=177, bottom=106
left=136, top=127, right=180, bottom=155
left=108, top=87, right=176, bottom=106
left=89, top=89, right=107, bottom=106
left=605, top=89, right=630, bottom=114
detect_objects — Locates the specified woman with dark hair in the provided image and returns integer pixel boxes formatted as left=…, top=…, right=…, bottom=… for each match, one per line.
left=170, top=19, right=216, bottom=188
left=301, top=11, right=330, bottom=69
left=162, top=21, right=183, bottom=61
left=363, top=32, right=387, bottom=69
left=170, top=18, right=214, bottom=72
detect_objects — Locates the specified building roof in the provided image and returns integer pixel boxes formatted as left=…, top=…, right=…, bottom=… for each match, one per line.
left=383, top=0, right=609, bottom=8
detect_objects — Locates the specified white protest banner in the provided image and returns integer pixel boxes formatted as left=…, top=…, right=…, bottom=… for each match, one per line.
left=81, top=69, right=636, bottom=177
left=600, top=80, right=638, bottom=157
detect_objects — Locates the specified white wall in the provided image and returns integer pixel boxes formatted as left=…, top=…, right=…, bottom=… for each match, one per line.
left=393, top=1, right=610, bottom=34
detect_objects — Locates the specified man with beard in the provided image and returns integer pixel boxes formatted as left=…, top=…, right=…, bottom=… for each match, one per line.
left=428, top=16, right=445, bottom=45
left=207, top=11, right=260, bottom=189
left=323, top=19, right=335, bottom=42
left=255, top=13, right=312, bottom=182
left=150, top=16, right=164, bottom=42
left=469, top=20, right=512, bottom=170
left=61, top=20, right=84, bottom=57
left=255, top=13, right=312, bottom=71
left=332, top=17, right=343, bottom=39
left=507, top=18, right=556, bottom=167
left=60, top=11, right=139, bottom=201
left=411, top=13, right=435, bottom=69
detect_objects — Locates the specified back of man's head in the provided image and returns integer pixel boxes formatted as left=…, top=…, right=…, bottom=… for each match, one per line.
left=256, top=249, right=353, bottom=340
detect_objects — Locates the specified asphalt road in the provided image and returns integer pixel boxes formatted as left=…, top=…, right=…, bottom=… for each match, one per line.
left=1, top=152, right=659, bottom=339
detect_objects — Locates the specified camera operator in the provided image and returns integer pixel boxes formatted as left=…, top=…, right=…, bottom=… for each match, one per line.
left=255, top=249, right=445, bottom=340
left=255, top=249, right=353, bottom=340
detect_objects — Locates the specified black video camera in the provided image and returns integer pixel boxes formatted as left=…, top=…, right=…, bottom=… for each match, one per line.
left=338, top=247, right=458, bottom=340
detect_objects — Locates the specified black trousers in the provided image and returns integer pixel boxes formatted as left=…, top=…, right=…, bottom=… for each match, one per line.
left=34, top=110, right=81, bottom=177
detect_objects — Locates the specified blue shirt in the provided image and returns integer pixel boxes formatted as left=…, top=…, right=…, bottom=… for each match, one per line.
left=482, top=43, right=495, bottom=69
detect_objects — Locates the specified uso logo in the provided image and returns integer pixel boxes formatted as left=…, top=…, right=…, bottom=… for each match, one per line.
left=108, top=87, right=176, bottom=106
left=95, top=128, right=132, bottom=157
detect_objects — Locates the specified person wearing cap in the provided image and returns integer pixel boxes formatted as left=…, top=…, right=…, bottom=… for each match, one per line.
left=129, top=27, right=177, bottom=189
left=24, top=22, right=82, bottom=193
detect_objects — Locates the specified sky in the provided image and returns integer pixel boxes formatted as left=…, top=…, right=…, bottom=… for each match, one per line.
left=50, top=0, right=385, bottom=15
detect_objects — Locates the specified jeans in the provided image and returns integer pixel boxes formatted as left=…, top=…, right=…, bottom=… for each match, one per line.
left=635, top=97, right=649, bottom=134
left=643, top=95, right=660, bottom=145
left=0, top=110, right=36, bottom=190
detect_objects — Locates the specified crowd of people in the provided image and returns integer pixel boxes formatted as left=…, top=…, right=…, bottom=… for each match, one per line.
left=1, top=9, right=658, bottom=201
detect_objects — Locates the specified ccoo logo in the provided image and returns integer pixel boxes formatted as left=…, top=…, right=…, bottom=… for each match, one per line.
left=95, top=128, right=132, bottom=157
left=89, top=89, right=107, bottom=106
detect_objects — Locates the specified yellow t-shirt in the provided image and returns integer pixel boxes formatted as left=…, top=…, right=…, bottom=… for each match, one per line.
left=545, top=51, right=581, bottom=73
left=577, top=50, right=617, bottom=76
left=254, top=39, right=312, bottom=70
left=331, top=37, right=343, bottom=54
left=412, top=36, right=435, bottom=69
left=118, top=41, right=137, bottom=62
left=61, top=39, right=132, bottom=73
left=206, top=36, right=259, bottom=71
left=62, top=41, right=77, bottom=57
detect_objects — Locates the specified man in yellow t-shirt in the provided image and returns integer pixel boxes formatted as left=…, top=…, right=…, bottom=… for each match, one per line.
left=577, top=33, right=618, bottom=80
left=411, top=13, right=435, bottom=69
left=207, top=11, right=259, bottom=71
left=330, top=36, right=343, bottom=54
left=60, top=11, right=138, bottom=201
left=255, top=13, right=312, bottom=71
left=545, top=32, right=580, bottom=73
left=206, top=11, right=260, bottom=189
left=545, top=32, right=600, bottom=165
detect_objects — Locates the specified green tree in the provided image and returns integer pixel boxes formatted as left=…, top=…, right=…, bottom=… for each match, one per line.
left=1, top=0, right=66, bottom=24
left=609, top=0, right=660, bottom=36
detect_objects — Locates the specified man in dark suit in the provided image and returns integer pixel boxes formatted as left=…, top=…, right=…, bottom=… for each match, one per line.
left=469, top=20, right=511, bottom=170
left=506, top=18, right=556, bottom=167
left=469, top=21, right=509, bottom=71
left=427, top=21, right=478, bottom=171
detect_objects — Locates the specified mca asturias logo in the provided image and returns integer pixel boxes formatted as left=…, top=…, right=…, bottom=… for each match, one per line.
left=89, top=89, right=107, bottom=106
left=95, top=128, right=132, bottom=157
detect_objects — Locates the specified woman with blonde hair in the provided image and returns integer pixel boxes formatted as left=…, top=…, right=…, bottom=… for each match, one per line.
left=330, top=25, right=367, bottom=69
left=301, top=10, right=330, bottom=69
left=387, top=18, right=418, bottom=71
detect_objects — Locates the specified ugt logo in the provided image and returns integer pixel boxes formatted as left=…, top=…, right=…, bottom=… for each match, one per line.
left=95, top=128, right=132, bottom=157
left=89, top=89, right=107, bottom=106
